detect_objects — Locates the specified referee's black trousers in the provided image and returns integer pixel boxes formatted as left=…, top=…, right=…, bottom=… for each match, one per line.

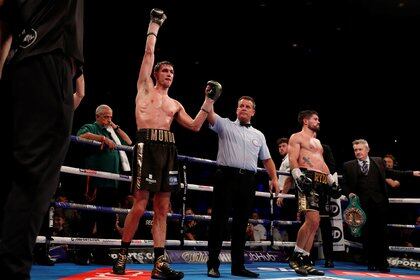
left=207, top=167, right=256, bottom=270
left=0, top=53, right=74, bottom=279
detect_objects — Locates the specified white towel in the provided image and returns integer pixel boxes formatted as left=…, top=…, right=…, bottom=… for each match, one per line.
left=106, top=126, right=131, bottom=172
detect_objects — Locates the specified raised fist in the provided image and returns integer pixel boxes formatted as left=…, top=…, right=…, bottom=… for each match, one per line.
left=295, top=175, right=312, bottom=195
left=150, top=8, right=167, bottom=26
left=205, top=80, right=222, bottom=101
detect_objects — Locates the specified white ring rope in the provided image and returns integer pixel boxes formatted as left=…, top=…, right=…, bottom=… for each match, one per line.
left=389, top=198, right=420, bottom=204
left=184, top=184, right=295, bottom=199
left=36, top=236, right=318, bottom=249
left=71, top=135, right=133, bottom=152
left=60, top=165, right=420, bottom=205
left=387, top=224, right=420, bottom=229
left=61, top=166, right=132, bottom=182
left=344, top=240, right=420, bottom=253
left=46, top=135, right=420, bottom=255
left=37, top=233, right=420, bottom=253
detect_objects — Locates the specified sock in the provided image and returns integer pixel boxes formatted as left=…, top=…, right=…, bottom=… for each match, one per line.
left=154, top=247, right=165, bottom=263
left=302, top=250, right=310, bottom=256
left=294, top=245, right=306, bottom=254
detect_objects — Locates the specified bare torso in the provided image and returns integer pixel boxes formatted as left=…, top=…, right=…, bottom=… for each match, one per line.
left=135, top=88, right=181, bottom=130
left=293, top=131, right=329, bottom=174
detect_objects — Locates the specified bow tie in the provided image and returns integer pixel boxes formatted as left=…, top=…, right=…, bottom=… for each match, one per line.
left=240, top=122, right=251, bottom=128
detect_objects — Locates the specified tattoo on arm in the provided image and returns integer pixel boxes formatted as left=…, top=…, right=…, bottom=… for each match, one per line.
left=303, top=156, right=314, bottom=168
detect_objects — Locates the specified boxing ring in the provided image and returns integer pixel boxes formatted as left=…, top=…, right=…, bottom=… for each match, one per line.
left=32, top=136, right=420, bottom=279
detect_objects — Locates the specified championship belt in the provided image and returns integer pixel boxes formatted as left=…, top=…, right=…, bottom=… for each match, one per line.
left=343, top=194, right=367, bottom=237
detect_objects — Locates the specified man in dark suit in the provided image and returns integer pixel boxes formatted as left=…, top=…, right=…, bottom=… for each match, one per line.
left=342, top=139, right=420, bottom=273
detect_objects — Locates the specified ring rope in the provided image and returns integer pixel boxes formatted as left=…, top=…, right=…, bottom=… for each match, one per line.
left=61, top=166, right=132, bottom=182
left=273, top=220, right=301, bottom=226
left=46, top=136, right=420, bottom=260
left=387, top=224, right=420, bottom=229
left=344, top=240, right=420, bottom=253
left=55, top=201, right=303, bottom=230
left=59, top=166, right=296, bottom=199
left=70, top=135, right=290, bottom=176
left=71, top=135, right=133, bottom=152
left=389, top=198, right=420, bottom=204
left=56, top=202, right=418, bottom=230
left=37, top=233, right=420, bottom=253
left=54, top=202, right=181, bottom=220
left=35, top=236, right=303, bottom=248
left=59, top=165, right=420, bottom=204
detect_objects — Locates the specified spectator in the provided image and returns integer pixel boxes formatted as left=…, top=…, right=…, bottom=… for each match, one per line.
left=384, top=154, right=401, bottom=195
left=407, top=215, right=420, bottom=248
left=76, top=104, right=132, bottom=264
left=52, top=209, right=71, bottom=237
left=249, top=211, right=267, bottom=251
left=184, top=208, right=198, bottom=241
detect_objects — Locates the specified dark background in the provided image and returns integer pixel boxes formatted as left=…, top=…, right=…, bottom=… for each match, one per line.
left=67, top=0, right=420, bottom=185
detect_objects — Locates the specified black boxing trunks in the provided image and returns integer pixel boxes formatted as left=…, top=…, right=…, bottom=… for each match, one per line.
left=296, top=169, right=329, bottom=212
left=132, top=129, right=179, bottom=193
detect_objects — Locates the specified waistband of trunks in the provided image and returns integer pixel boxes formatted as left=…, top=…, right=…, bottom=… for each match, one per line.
left=136, top=129, right=176, bottom=144
left=300, top=168, right=328, bottom=185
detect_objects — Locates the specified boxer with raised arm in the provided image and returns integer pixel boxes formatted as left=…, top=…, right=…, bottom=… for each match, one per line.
left=112, top=9, right=220, bottom=279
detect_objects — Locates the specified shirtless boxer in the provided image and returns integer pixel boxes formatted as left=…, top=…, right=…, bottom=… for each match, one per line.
left=287, top=110, right=341, bottom=276
left=112, top=8, right=221, bottom=279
